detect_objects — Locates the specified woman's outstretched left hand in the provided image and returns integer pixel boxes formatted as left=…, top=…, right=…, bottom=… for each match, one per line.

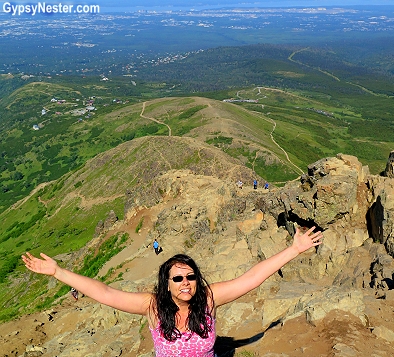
left=292, top=226, right=323, bottom=254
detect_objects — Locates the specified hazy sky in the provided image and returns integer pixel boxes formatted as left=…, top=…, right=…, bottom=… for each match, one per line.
left=3, top=1, right=394, bottom=12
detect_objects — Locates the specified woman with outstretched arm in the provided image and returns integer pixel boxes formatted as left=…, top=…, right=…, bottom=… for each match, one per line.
left=22, top=226, right=323, bottom=356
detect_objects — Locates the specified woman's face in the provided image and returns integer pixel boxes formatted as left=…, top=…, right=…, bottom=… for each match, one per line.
left=168, top=263, right=197, bottom=305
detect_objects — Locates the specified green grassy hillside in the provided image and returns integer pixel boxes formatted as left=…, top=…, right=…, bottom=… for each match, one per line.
left=1, top=89, right=393, bottom=322
left=2, top=43, right=394, bottom=322
left=0, top=80, right=174, bottom=212
left=0, top=135, right=260, bottom=321
left=1, top=74, right=393, bottom=214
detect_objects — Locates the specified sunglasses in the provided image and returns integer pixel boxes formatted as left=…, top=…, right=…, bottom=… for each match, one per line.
left=169, top=274, right=197, bottom=283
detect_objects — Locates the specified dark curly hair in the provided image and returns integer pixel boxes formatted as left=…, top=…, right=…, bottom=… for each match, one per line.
left=152, top=254, right=214, bottom=341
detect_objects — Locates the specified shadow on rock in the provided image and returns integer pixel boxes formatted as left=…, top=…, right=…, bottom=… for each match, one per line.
left=214, top=331, right=265, bottom=356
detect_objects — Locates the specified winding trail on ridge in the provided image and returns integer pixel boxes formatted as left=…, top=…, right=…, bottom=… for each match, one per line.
left=236, top=88, right=304, bottom=178
left=258, top=106, right=304, bottom=178
left=11, top=181, right=54, bottom=210
left=140, top=96, right=303, bottom=182
left=140, top=101, right=172, bottom=136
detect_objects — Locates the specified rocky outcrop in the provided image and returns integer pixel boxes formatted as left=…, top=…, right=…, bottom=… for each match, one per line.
left=256, top=153, right=370, bottom=234
left=136, top=153, right=394, bottom=345
left=93, top=210, right=118, bottom=237
left=259, top=282, right=366, bottom=328
left=136, top=153, right=394, bottom=329
left=383, top=150, right=394, bottom=178
left=367, top=174, right=394, bottom=257
left=104, top=210, right=118, bottom=230
left=9, top=153, right=394, bottom=357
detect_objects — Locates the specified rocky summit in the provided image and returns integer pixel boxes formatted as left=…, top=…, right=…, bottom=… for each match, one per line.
left=2, top=152, right=394, bottom=357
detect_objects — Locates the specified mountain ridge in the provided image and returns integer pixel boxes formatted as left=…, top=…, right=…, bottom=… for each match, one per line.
left=2, top=152, right=394, bottom=356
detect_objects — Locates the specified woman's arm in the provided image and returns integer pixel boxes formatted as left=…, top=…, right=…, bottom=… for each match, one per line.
left=210, top=226, right=323, bottom=307
left=22, top=252, right=152, bottom=315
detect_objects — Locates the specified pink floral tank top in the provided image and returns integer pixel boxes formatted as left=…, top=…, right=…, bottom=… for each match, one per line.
left=149, top=316, right=216, bottom=357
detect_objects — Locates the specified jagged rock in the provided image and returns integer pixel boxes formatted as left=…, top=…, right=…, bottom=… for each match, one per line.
left=40, top=304, right=141, bottom=357
left=332, top=246, right=374, bottom=289
left=303, top=288, right=366, bottom=326
left=332, top=343, right=358, bottom=356
left=104, top=210, right=118, bottom=230
left=7, top=153, right=394, bottom=357
left=259, top=283, right=366, bottom=329
left=370, top=253, right=394, bottom=290
left=192, top=218, right=211, bottom=239
left=367, top=175, right=394, bottom=257
left=236, top=211, right=264, bottom=235
left=207, top=237, right=253, bottom=282
left=383, top=150, right=394, bottom=178
left=246, top=223, right=289, bottom=274
left=260, top=283, right=319, bottom=328
left=372, top=325, right=394, bottom=342
left=83, top=154, right=394, bottom=355
left=217, top=302, right=255, bottom=334
left=256, top=154, right=370, bottom=233
left=94, top=220, right=104, bottom=237
left=218, top=197, right=247, bottom=222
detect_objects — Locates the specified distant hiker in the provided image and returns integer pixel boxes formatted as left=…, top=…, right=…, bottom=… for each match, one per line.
left=237, top=180, right=243, bottom=189
left=70, top=288, right=78, bottom=301
left=253, top=179, right=258, bottom=190
left=22, top=227, right=323, bottom=356
left=153, top=239, right=160, bottom=255
left=264, top=182, right=269, bottom=190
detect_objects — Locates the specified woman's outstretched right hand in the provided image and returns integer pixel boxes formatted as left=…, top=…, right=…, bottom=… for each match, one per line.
left=22, top=252, right=58, bottom=276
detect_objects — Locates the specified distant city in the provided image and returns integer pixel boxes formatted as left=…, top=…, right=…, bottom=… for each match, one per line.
left=96, top=0, right=394, bottom=12
left=1, top=5, right=394, bottom=76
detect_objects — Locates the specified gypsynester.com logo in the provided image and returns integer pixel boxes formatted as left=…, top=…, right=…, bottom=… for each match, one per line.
left=2, top=2, right=100, bottom=16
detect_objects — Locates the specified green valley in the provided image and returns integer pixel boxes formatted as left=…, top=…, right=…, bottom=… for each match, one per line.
left=1, top=26, right=394, bottom=323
